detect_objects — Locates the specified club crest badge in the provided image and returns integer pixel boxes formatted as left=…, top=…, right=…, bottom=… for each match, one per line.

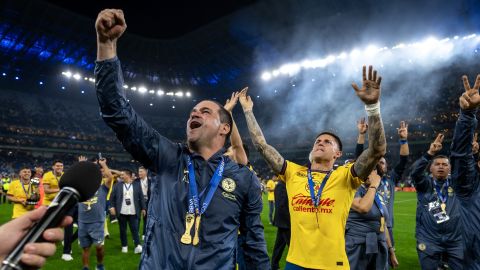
left=221, top=178, right=236, bottom=193
left=418, top=243, right=426, bottom=251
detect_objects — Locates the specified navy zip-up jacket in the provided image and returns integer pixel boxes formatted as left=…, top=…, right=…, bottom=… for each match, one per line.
left=409, top=154, right=463, bottom=244
left=450, top=108, right=480, bottom=267
left=95, top=57, right=270, bottom=270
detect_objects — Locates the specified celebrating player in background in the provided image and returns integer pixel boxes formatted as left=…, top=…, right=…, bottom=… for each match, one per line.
left=223, top=89, right=249, bottom=166
left=240, top=65, right=386, bottom=269
left=42, top=160, right=63, bottom=206
left=356, top=120, right=409, bottom=248
left=409, top=133, right=463, bottom=269
left=346, top=169, right=398, bottom=269
left=449, top=74, right=480, bottom=269
left=7, top=166, right=40, bottom=218
left=78, top=156, right=113, bottom=270
left=95, top=9, right=269, bottom=269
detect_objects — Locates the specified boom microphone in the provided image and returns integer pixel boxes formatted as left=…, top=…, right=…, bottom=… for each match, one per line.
left=1, top=161, right=102, bottom=270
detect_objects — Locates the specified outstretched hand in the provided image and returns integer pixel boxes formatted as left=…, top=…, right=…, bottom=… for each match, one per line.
left=397, top=121, right=408, bottom=140
left=428, top=133, right=444, bottom=156
left=459, top=75, right=480, bottom=110
left=95, top=9, right=127, bottom=43
left=224, top=87, right=248, bottom=112
left=239, top=87, right=254, bottom=111
left=357, top=117, right=368, bottom=134
left=352, top=65, right=382, bottom=105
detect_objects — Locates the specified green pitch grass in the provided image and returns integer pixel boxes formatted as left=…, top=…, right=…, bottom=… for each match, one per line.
left=0, top=192, right=418, bottom=269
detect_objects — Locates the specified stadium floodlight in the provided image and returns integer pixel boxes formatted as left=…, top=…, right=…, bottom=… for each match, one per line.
left=261, top=72, right=272, bottom=81
left=172, top=105, right=175, bottom=109
left=166, top=92, right=174, bottom=96
left=259, top=32, right=480, bottom=81
left=138, top=86, right=147, bottom=94
left=157, top=90, right=164, bottom=96
left=84, top=77, right=88, bottom=80
left=148, top=90, right=155, bottom=94
left=175, top=91, right=184, bottom=97
left=39, top=81, right=43, bottom=85
left=131, top=86, right=137, bottom=91
left=149, top=103, right=153, bottom=106
left=185, top=92, right=191, bottom=97
left=123, top=84, right=128, bottom=89
left=73, top=73, right=81, bottom=80
left=62, top=71, right=72, bottom=78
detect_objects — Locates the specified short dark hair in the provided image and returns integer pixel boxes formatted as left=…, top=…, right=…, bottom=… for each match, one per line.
left=432, top=155, right=449, bottom=162
left=205, top=100, right=233, bottom=140
left=52, top=159, right=63, bottom=166
left=138, top=166, right=147, bottom=171
left=19, top=165, right=31, bottom=172
left=122, top=169, right=133, bottom=177
left=315, top=132, right=343, bottom=151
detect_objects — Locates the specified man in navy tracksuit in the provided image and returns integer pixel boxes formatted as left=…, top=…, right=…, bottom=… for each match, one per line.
left=355, top=120, right=409, bottom=247
left=94, top=9, right=269, bottom=270
left=450, top=75, right=480, bottom=269
left=409, top=134, right=464, bottom=270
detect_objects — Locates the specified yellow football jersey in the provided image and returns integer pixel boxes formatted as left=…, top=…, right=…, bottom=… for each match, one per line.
left=7, top=180, right=34, bottom=218
left=281, top=161, right=362, bottom=269
left=266, top=179, right=276, bottom=201
left=42, top=171, right=62, bottom=205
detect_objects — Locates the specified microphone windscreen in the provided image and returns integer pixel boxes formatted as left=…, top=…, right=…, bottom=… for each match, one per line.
left=59, top=161, right=102, bottom=201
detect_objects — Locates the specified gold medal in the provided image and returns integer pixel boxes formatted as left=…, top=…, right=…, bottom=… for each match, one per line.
left=192, top=215, right=201, bottom=245
left=380, top=217, right=385, bottom=232
left=180, top=213, right=195, bottom=244
left=441, top=203, right=446, bottom=212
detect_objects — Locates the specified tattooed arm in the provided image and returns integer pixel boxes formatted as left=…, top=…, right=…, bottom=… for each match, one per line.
left=239, top=92, right=285, bottom=174
left=354, top=114, right=387, bottom=179
left=351, top=65, right=387, bottom=179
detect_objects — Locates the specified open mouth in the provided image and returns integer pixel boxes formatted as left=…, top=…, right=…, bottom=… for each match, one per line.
left=189, top=120, right=202, bottom=129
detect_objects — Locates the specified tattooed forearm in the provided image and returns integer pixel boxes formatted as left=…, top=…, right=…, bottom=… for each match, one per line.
left=244, top=110, right=285, bottom=173
left=354, top=114, right=387, bottom=179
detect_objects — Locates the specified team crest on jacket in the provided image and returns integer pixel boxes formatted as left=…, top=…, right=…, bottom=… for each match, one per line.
left=221, top=178, right=236, bottom=192
left=448, top=186, right=454, bottom=197
left=418, top=243, right=426, bottom=251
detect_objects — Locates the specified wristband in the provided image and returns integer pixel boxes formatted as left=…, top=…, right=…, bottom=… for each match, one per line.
left=369, top=186, right=378, bottom=190
left=399, top=139, right=408, bottom=145
left=365, top=102, right=380, bottom=116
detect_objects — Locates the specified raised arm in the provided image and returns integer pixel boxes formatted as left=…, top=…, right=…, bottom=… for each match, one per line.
left=352, top=66, right=387, bottom=180
left=94, top=9, right=179, bottom=172
left=224, top=89, right=248, bottom=165
left=239, top=91, right=285, bottom=174
left=351, top=170, right=381, bottom=214
left=450, top=75, right=480, bottom=197
left=98, top=158, right=113, bottom=188
left=392, top=121, right=410, bottom=179
left=409, top=134, right=443, bottom=192
left=355, top=117, right=367, bottom=159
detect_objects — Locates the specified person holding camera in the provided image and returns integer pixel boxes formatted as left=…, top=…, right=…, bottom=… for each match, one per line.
left=7, top=166, right=40, bottom=219
left=109, top=169, right=146, bottom=254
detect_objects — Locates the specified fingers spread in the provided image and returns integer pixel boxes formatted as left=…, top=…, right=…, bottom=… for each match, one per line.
left=463, top=75, right=471, bottom=91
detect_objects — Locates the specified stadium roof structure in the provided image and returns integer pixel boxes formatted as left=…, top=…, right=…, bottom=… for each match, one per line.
left=1, top=0, right=480, bottom=103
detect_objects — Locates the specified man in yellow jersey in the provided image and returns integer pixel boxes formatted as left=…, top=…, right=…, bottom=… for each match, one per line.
left=266, top=176, right=277, bottom=224
left=7, top=166, right=40, bottom=218
left=42, top=160, right=64, bottom=206
left=240, top=65, right=386, bottom=269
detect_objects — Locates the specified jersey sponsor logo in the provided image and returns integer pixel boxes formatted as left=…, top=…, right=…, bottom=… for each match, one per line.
left=296, top=172, right=307, bottom=178
left=291, top=193, right=335, bottom=213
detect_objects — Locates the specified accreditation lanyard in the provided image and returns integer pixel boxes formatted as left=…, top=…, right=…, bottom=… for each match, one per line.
left=187, top=156, right=225, bottom=216
left=433, top=179, right=448, bottom=205
left=307, top=164, right=332, bottom=208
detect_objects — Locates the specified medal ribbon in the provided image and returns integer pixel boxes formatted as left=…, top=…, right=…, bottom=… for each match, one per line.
left=187, top=156, right=225, bottom=215
left=433, top=179, right=448, bottom=204
left=373, top=192, right=384, bottom=217
left=307, top=164, right=332, bottom=208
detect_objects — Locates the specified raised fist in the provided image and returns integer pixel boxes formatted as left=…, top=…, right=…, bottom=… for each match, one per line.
left=95, top=9, right=127, bottom=43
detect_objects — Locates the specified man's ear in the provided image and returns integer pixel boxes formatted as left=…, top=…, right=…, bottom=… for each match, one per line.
left=220, top=123, right=231, bottom=137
